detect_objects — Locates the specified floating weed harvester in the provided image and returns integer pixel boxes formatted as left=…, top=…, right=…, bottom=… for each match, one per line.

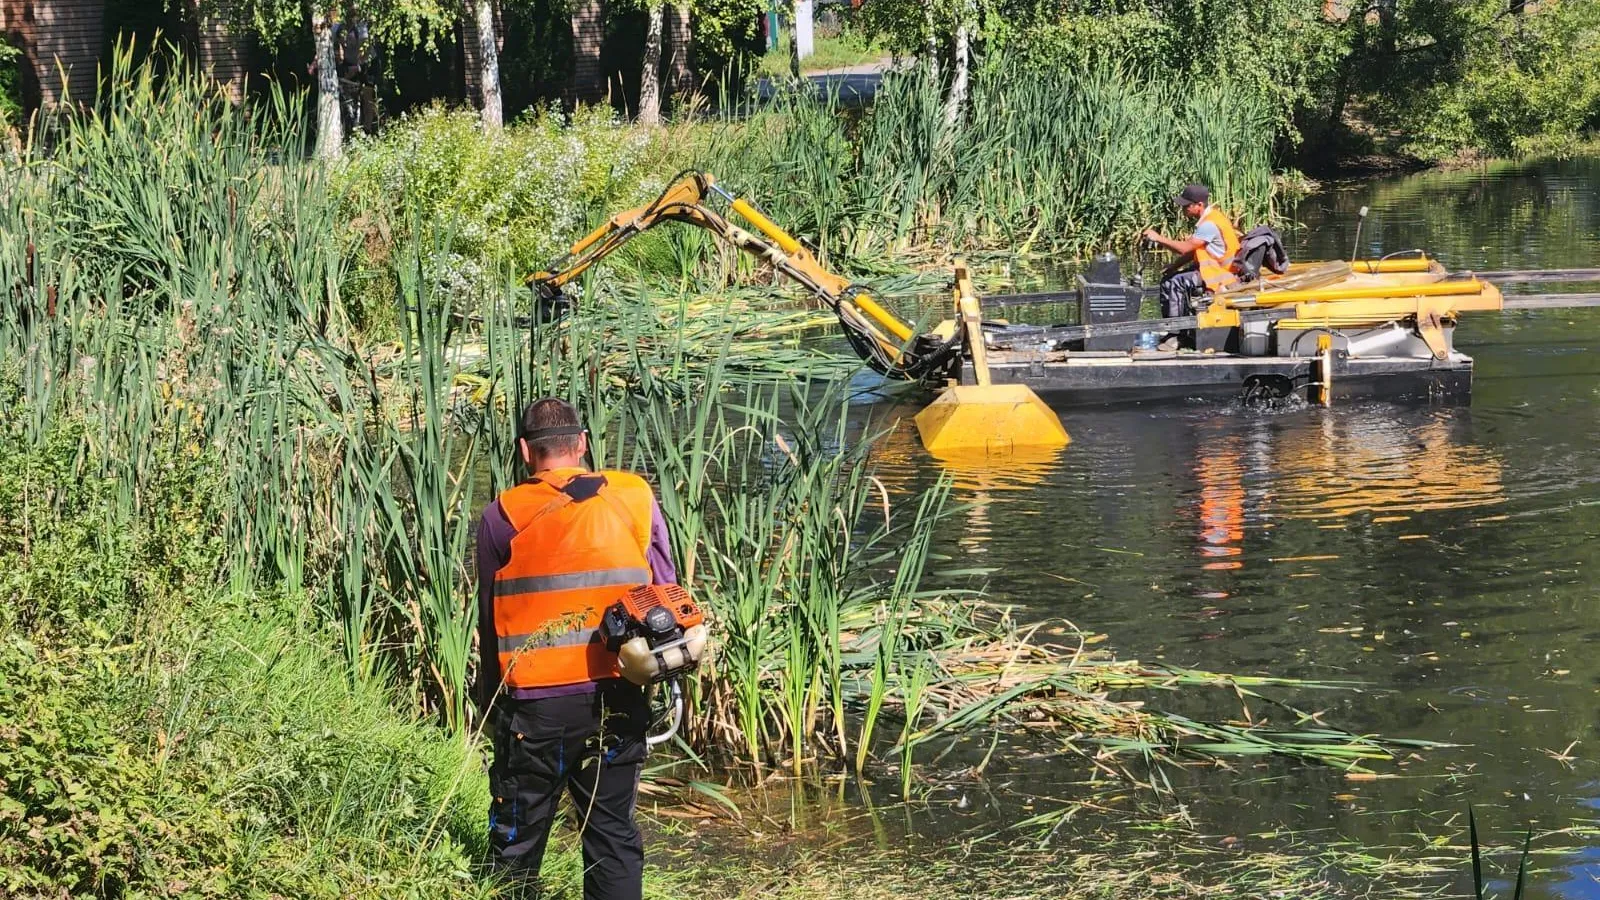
left=528, top=171, right=1070, bottom=459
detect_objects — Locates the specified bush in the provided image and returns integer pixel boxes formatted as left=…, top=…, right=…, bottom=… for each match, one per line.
left=337, top=104, right=671, bottom=327
left=1393, top=1, right=1600, bottom=160
left=0, top=429, right=492, bottom=899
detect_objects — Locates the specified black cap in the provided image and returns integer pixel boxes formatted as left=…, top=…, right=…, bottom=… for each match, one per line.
left=1175, top=183, right=1210, bottom=206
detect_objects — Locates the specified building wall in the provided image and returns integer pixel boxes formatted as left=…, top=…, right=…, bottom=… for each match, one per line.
left=2, top=0, right=108, bottom=109
left=191, top=0, right=247, bottom=104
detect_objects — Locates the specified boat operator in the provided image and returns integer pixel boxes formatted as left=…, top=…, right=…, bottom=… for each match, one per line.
left=1143, top=183, right=1241, bottom=328
left=474, top=397, right=678, bottom=900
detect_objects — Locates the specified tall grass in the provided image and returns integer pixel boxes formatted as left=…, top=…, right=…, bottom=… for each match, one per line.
left=705, top=57, right=1278, bottom=260
left=4, top=49, right=1431, bottom=804
left=0, top=48, right=1010, bottom=774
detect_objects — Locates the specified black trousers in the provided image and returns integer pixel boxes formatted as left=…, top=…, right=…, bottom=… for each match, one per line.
left=488, top=680, right=650, bottom=900
left=1160, top=269, right=1207, bottom=319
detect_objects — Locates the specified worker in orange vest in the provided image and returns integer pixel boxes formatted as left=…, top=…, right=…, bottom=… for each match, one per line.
left=1144, top=183, right=1242, bottom=330
left=474, top=397, right=677, bottom=899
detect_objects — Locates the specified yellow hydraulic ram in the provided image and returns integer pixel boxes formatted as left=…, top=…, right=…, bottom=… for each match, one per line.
left=1245, top=278, right=1492, bottom=307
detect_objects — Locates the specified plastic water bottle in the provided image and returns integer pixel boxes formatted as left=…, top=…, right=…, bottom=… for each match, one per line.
left=1136, top=332, right=1159, bottom=350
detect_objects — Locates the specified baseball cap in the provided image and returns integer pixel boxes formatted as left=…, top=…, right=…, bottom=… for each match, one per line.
left=1174, top=183, right=1210, bottom=206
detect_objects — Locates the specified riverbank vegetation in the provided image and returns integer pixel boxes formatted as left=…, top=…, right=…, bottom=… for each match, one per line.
left=8, top=0, right=1595, bottom=185
left=336, top=49, right=1280, bottom=322
left=0, top=52, right=1459, bottom=897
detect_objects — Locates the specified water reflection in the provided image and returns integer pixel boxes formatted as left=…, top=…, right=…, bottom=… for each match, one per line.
left=852, top=157, right=1600, bottom=899
left=1268, top=410, right=1506, bottom=519
left=1193, top=434, right=1246, bottom=570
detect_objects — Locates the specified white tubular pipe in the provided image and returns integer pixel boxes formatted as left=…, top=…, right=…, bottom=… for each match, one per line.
left=1345, top=323, right=1409, bottom=357
left=645, top=678, right=685, bottom=747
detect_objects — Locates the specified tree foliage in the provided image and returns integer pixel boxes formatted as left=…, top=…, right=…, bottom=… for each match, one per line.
left=1355, top=0, right=1600, bottom=159
left=854, top=0, right=1600, bottom=164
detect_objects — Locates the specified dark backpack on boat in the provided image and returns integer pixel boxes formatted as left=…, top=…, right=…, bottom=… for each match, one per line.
left=1232, top=225, right=1289, bottom=283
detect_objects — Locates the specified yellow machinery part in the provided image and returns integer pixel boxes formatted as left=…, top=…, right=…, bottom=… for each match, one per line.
left=728, top=197, right=802, bottom=256
left=727, top=197, right=915, bottom=344
left=913, top=258, right=1069, bottom=457
left=915, top=384, right=1071, bottom=456
left=1353, top=258, right=1433, bottom=274
left=1245, top=278, right=1488, bottom=307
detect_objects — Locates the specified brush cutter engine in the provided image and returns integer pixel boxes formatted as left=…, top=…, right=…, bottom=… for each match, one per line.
left=601, top=584, right=709, bottom=747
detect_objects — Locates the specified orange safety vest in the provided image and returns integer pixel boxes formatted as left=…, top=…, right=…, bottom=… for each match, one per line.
left=492, top=468, right=656, bottom=689
left=1194, top=205, right=1242, bottom=292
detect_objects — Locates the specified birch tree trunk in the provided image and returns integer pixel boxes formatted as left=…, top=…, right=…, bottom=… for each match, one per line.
left=467, top=0, right=503, bottom=129
left=791, top=0, right=814, bottom=78
left=312, top=10, right=343, bottom=159
left=942, top=18, right=971, bottom=131
left=638, top=3, right=664, bottom=124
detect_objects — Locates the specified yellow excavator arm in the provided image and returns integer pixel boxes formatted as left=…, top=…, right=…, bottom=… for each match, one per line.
left=529, top=171, right=949, bottom=379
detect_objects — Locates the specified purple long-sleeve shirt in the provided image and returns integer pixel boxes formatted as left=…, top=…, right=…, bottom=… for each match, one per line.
left=474, top=486, right=678, bottom=710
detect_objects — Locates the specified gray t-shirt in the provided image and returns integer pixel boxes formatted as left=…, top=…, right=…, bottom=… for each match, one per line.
left=1192, top=208, right=1226, bottom=259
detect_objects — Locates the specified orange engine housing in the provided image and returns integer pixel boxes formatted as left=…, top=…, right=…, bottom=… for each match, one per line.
left=619, top=584, right=703, bottom=629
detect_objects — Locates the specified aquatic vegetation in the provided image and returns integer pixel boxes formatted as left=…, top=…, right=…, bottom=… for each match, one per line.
left=1, top=47, right=1426, bottom=776
left=704, top=59, right=1278, bottom=261
left=0, top=54, right=1470, bottom=900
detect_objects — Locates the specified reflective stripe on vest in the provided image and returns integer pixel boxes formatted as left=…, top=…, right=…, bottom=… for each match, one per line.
left=1195, top=205, right=1242, bottom=292
left=492, top=469, right=655, bottom=689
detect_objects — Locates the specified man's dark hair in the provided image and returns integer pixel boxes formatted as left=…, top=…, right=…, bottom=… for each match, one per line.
left=520, top=397, right=584, bottom=459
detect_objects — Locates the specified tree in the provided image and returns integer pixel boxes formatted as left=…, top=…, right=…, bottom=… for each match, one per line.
left=638, top=0, right=664, bottom=123
left=942, top=0, right=974, bottom=129
left=463, top=0, right=502, bottom=128
left=311, top=8, right=343, bottom=156
left=208, top=0, right=449, bottom=158
left=666, top=2, right=692, bottom=101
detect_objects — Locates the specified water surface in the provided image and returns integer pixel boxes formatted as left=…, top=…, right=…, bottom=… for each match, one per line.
left=862, top=157, right=1600, bottom=896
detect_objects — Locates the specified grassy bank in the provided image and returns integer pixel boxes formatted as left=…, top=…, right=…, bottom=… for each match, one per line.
left=0, top=50, right=1449, bottom=897
left=756, top=29, right=887, bottom=77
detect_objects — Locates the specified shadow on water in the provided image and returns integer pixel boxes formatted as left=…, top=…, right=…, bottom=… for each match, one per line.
left=838, top=157, right=1600, bottom=898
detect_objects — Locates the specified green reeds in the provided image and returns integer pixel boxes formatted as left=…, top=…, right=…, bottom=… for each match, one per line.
left=2, top=47, right=1436, bottom=799
left=705, top=55, right=1278, bottom=262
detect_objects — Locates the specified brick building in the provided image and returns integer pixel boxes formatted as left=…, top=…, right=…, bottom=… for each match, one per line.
left=1, top=0, right=247, bottom=113
left=1, top=0, right=108, bottom=110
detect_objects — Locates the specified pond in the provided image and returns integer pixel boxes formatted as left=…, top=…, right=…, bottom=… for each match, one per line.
left=858, top=156, right=1600, bottom=897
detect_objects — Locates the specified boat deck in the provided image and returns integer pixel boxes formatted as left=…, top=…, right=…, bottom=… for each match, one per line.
left=978, top=348, right=1474, bottom=406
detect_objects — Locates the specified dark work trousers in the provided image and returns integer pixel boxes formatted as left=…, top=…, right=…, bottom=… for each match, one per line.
left=1160, top=270, right=1207, bottom=319
left=488, top=680, right=650, bottom=900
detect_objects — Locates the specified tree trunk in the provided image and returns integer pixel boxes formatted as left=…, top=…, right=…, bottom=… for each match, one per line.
left=465, top=0, right=503, bottom=128
left=942, top=18, right=971, bottom=131
left=666, top=3, right=692, bottom=101
left=791, top=0, right=813, bottom=77
left=638, top=4, right=664, bottom=124
left=311, top=9, right=343, bottom=159
left=569, top=0, right=606, bottom=106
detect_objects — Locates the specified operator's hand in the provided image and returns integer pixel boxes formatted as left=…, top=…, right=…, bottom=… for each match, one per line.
left=1142, top=229, right=1163, bottom=244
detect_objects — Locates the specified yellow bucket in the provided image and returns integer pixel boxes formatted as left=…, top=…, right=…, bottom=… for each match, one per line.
left=914, top=259, right=1070, bottom=457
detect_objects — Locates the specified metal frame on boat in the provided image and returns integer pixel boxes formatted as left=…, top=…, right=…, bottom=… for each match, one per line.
left=961, top=255, right=1503, bottom=407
